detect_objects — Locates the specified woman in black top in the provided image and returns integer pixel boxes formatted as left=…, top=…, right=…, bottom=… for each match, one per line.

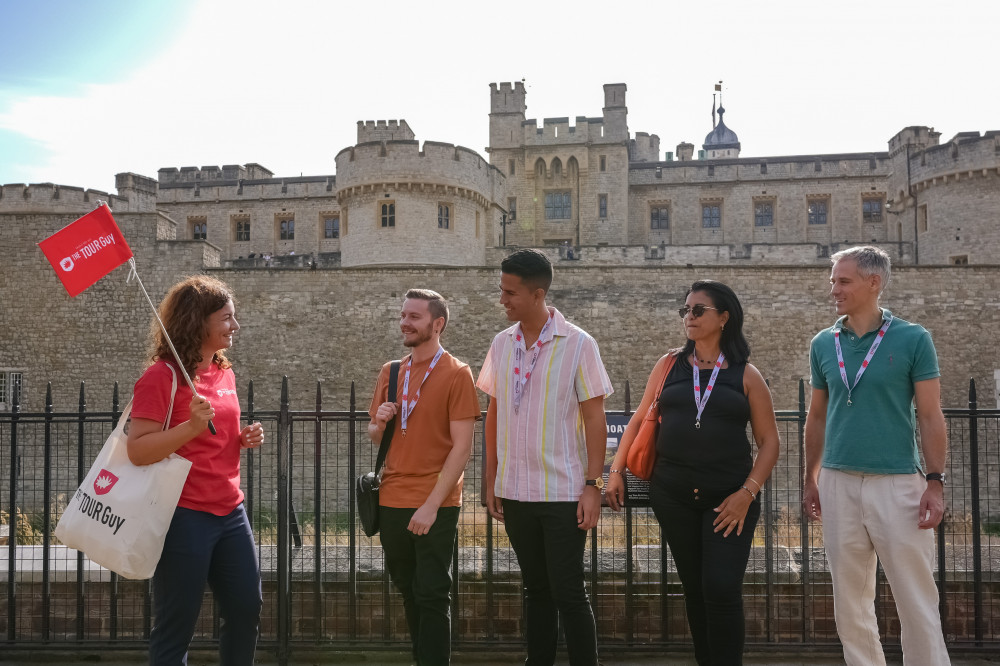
left=607, top=280, right=780, bottom=665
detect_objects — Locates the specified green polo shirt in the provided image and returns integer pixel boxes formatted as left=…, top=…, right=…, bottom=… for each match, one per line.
left=809, top=309, right=940, bottom=474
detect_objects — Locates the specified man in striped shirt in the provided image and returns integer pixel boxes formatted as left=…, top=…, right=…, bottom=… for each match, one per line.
left=477, top=249, right=613, bottom=666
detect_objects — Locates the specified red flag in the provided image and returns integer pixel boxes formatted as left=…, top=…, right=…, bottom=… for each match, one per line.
left=38, top=205, right=133, bottom=297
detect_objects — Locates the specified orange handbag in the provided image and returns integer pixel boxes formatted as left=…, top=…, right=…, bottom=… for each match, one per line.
left=625, top=353, right=677, bottom=480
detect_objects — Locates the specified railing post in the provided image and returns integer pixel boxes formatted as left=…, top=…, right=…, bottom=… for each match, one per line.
left=313, top=381, right=323, bottom=641
left=967, top=378, right=984, bottom=645
left=347, top=382, right=358, bottom=640
left=622, top=379, right=635, bottom=645
left=276, top=377, right=291, bottom=665
left=42, top=383, right=53, bottom=640
left=109, top=383, right=120, bottom=640
left=796, top=378, right=809, bottom=643
left=6, top=379, right=19, bottom=640
left=246, top=380, right=255, bottom=526
left=76, top=382, right=86, bottom=640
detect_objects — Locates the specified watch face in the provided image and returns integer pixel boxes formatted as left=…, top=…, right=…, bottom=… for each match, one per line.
left=591, top=477, right=605, bottom=490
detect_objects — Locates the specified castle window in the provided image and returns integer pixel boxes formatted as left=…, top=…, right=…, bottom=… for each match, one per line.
left=0, top=370, right=24, bottom=411
left=324, top=216, right=340, bottom=239
left=438, top=204, right=451, bottom=229
left=509, top=159, right=516, bottom=176
left=918, top=204, right=928, bottom=233
left=598, top=194, right=608, bottom=219
left=508, top=197, right=517, bottom=220
left=807, top=199, right=828, bottom=225
left=950, top=255, right=969, bottom=265
left=650, top=206, right=669, bottom=230
left=189, top=217, right=207, bottom=240
left=702, top=204, right=721, bottom=228
left=600, top=155, right=606, bottom=172
left=862, top=197, right=883, bottom=224
left=381, top=202, right=396, bottom=228
left=544, top=192, right=571, bottom=220
left=233, top=218, right=251, bottom=242
left=279, top=218, right=295, bottom=240
left=754, top=201, right=774, bottom=227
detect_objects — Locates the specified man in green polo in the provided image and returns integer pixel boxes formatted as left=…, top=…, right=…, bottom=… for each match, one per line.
left=803, top=245, right=950, bottom=666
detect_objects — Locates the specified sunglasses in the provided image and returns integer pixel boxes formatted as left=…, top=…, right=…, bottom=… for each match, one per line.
left=678, top=304, right=718, bottom=319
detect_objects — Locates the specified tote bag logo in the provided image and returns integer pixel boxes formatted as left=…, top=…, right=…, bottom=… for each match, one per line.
left=60, top=257, right=75, bottom=271
left=94, top=469, right=120, bottom=495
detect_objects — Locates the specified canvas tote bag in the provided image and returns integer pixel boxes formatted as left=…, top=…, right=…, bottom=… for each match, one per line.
left=55, top=366, right=192, bottom=579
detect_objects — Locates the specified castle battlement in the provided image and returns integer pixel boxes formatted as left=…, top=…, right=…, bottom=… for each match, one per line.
left=628, top=152, right=889, bottom=186
left=357, top=119, right=415, bottom=143
left=0, top=182, right=128, bottom=213
left=335, top=139, right=502, bottom=195
left=490, top=82, right=527, bottom=115
left=158, top=163, right=274, bottom=186
left=909, top=130, right=1000, bottom=188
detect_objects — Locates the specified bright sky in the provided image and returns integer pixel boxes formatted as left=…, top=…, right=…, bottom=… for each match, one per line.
left=1, top=0, right=997, bottom=194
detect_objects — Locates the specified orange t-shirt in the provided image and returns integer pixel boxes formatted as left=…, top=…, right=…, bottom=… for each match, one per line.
left=368, top=351, right=481, bottom=508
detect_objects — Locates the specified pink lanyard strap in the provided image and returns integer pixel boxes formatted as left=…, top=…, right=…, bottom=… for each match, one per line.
left=400, top=346, right=444, bottom=433
left=692, top=353, right=725, bottom=429
left=833, top=313, right=893, bottom=406
left=512, top=316, right=553, bottom=414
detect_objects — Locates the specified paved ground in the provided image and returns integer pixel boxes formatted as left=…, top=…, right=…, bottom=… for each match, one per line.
left=2, top=649, right=998, bottom=665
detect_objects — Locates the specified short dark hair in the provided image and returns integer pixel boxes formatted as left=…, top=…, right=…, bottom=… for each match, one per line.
left=405, top=288, right=449, bottom=332
left=681, top=280, right=751, bottom=364
left=500, top=249, right=553, bottom=293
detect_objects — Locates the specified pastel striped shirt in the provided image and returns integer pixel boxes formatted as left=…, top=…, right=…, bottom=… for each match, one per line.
left=477, top=307, right=614, bottom=502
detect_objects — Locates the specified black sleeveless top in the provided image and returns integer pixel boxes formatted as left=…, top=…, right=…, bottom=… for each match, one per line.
left=652, top=355, right=752, bottom=502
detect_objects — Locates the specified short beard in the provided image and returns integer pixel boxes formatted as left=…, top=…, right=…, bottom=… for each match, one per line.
left=403, top=326, right=433, bottom=348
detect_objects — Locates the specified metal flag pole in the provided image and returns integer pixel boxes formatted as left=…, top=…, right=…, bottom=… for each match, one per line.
left=125, top=256, right=217, bottom=435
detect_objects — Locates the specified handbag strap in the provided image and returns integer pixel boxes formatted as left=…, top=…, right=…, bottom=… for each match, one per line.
left=648, top=351, right=679, bottom=414
left=373, top=360, right=401, bottom=476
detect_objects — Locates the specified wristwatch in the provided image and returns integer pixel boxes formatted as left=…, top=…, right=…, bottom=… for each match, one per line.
left=925, top=472, right=946, bottom=485
left=585, top=477, right=605, bottom=490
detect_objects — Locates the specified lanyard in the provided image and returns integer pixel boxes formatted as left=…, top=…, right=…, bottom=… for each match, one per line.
left=400, top=346, right=444, bottom=435
left=692, top=352, right=725, bottom=429
left=833, top=313, right=893, bottom=406
left=512, top=316, right=553, bottom=414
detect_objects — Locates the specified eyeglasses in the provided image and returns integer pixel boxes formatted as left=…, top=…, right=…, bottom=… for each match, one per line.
left=678, top=304, right=718, bottom=319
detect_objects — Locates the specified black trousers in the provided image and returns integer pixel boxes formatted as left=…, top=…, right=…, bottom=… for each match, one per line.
left=380, top=506, right=461, bottom=666
left=649, top=485, right=761, bottom=666
left=501, top=499, right=598, bottom=666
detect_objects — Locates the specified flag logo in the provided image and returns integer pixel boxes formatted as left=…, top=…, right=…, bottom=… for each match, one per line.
left=60, top=257, right=75, bottom=272
left=94, top=469, right=120, bottom=495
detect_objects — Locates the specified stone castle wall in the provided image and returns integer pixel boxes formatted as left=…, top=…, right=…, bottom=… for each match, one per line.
left=3, top=201, right=999, bottom=415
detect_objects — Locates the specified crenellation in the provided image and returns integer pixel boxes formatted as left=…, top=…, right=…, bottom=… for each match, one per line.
left=357, top=119, right=415, bottom=143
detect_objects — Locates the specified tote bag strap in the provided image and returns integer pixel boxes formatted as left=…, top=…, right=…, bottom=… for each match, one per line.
left=163, top=364, right=179, bottom=432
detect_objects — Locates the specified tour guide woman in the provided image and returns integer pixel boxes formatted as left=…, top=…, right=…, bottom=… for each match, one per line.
left=606, top=280, right=780, bottom=665
left=127, top=275, right=265, bottom=665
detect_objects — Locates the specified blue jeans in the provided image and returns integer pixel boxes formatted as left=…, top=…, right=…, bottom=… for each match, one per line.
left=650, top=485, right=760, bottom=666
left=149, top=504, right=262, bottom=666
left=380, top=506, right=461, bottom=666
left=501, top=499, right=598, bottom=666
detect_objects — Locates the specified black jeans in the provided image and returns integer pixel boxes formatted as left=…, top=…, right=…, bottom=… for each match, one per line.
left=649, top=486, right=761, bottom=666
left=380, top=506, right=461, bottom=666
left=501, top=499, right=598, bottom=666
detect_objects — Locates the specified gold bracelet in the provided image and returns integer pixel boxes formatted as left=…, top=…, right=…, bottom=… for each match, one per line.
left=741, top=485, right=756, bottom=499
left=745, top=477, right=762, bottom=490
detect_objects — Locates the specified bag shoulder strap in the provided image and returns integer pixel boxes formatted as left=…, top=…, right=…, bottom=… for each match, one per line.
left=373, top=360, right=401, bottom=475
left=652, top=351, right=679, bottom=401
left=163, top=364, right=180, bottom=432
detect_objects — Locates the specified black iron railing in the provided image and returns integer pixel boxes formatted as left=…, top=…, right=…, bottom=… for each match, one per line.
left=2, top=378, right=998, bottom=663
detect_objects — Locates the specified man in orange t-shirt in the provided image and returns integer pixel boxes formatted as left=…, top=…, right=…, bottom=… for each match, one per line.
left=368, top=289, right=480, bottom=666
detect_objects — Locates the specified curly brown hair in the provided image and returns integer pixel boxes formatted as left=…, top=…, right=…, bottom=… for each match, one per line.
left=147, top=275, right=235, bottom=377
